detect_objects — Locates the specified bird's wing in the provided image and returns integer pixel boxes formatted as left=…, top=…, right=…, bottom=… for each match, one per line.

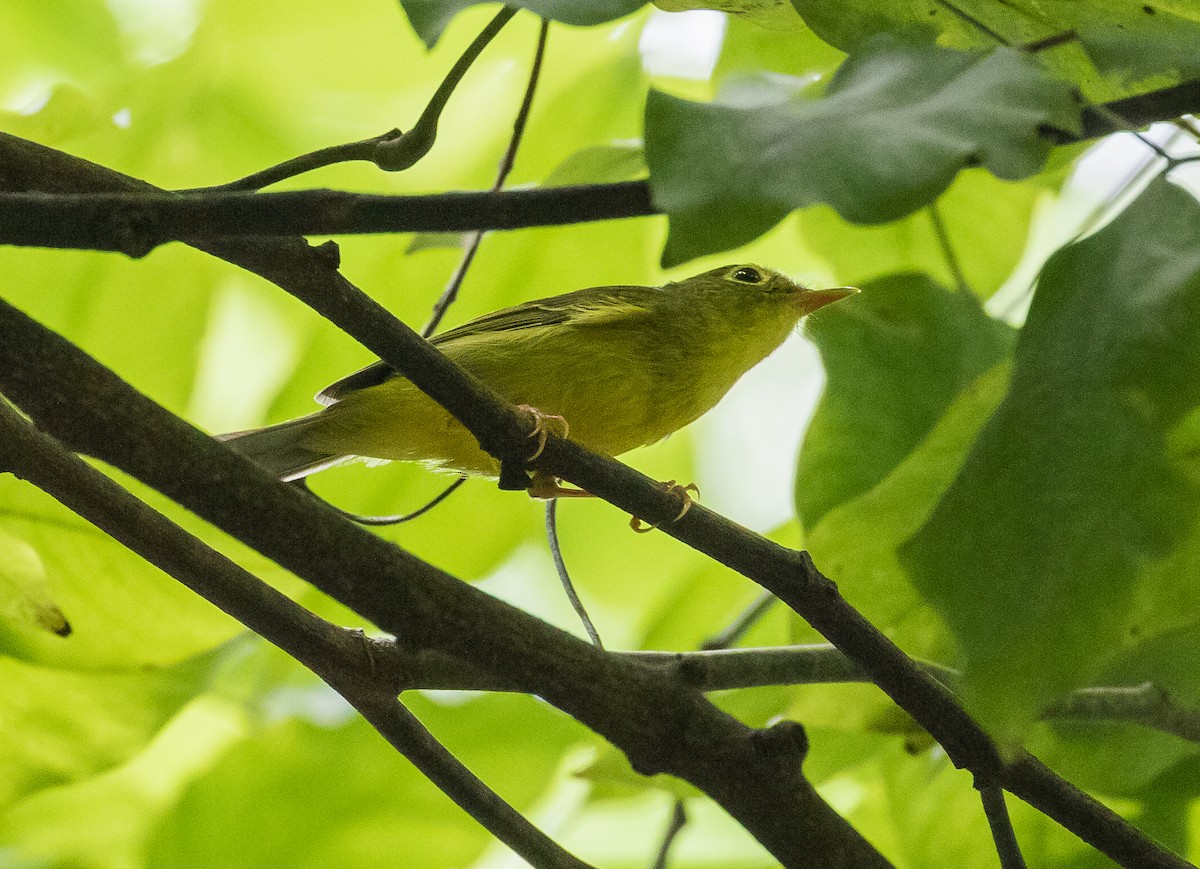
left=316, top=285, right=658, bottom=404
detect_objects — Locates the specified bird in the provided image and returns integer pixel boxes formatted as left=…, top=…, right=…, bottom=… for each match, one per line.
left=219, top=264, right=856, bottom=500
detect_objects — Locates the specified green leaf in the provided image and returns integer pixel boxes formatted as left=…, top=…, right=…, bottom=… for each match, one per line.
left=0, top=480, right=243, bottom=669
left=900, top=179, right=1200, bottom=742
left=646, top=37, right=1082, bottom=265
left=806, top=363, right=1011, bottom=651
left=0, top=651, right=215, bottom=812
left=1074, top=5, right=1200, bottom=82
left=715, top=11, right=845, bottom=81
left=797, top=274, right=1014, bottom=529
left=788, top=0, right=1200, bottom=100
left=398, top=0, right=645, bottom=46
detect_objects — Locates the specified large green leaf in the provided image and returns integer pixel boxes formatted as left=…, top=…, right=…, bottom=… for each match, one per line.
left=646, top=37, right=1081, bottom=265
left=0, top=652, right=216, bottom=813
left=806, top=363, right=1010, bottom=652
left=901, top=179, right=1200, bottom=742
left=798, top=274, right=1013, bottom=529
left=789, top=0, right=1200, bottom=99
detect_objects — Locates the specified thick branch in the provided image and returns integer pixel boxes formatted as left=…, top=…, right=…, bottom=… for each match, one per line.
left=0, top=183, right=655, bottom=256
left=0, top=132, right=1187, bottom=869
left=0, top=85, right=1196, bottom=255
left=0, top=399, right=593, bottom=869
left=1080, top=79, right=1200, bottom=139
left=0, top=318, right=886, bottom=867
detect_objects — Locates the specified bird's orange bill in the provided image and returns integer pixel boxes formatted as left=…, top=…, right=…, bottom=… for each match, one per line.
left=804, top=286, right=859, bottom=310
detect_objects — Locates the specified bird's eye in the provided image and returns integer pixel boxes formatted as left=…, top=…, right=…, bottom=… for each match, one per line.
left=732, top=267, right=762, bottom=284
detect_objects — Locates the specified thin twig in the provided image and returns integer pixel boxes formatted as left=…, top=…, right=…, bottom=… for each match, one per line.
left=296, top=475, right=467, bottom=526
left=354, top=693, right=596, bottom=869
left=979, top=785, right=1028, bottom=869
left=181, top=135, right=402, bottom=194
left=545, top=499, right=603, bottom=647
left=192, top=7, right=518, bottom=192
left=701, top=591, right=778, bottom=651
left=424, top=17, right=551, bottom=337
left=650, top=801, right=688, bottom=869
left=928, top=202, right=970, bottom=294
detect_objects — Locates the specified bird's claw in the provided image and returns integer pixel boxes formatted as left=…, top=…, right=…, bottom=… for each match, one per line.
left=527, top=471, right=592, bottom=500
left=517, top=404, right=569, bottom=461
left=630, top=481, right=700, bottom=533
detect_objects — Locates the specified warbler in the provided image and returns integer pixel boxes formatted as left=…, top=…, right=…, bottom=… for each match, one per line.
left=220, top=264, right=856, bottom=495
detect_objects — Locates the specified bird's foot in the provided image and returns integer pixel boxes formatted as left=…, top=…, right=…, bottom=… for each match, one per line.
left=630, top=481, right=700, bottom=533
left=517, top=404, right=570, bottom=461
left=527, top=471, right=593, bottom=500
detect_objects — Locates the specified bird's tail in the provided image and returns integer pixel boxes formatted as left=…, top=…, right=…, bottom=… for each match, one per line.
left=217, top=413, right=346, bottom=481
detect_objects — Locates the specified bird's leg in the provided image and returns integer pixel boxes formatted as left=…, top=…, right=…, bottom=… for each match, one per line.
left=517, top=404, right=569, bottom=461
left=630, top=481, right=700, bottom=533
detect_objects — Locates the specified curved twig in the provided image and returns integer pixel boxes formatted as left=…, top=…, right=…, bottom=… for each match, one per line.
left=190, top=7, right=519, bottom=192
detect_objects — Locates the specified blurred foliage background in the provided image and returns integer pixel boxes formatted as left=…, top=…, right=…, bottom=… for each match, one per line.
left=3, top=0, right=1200, bottom=866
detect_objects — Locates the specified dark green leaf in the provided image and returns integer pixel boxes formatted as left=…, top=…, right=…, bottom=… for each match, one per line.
left=797, top=273, right=1014, bottom=528
left=646, top=37, right=1082, bottom=265
left=399, top=0, right=645, bottom=46
left=901, top=179, right=1200, bottom=741
left=788, top=0, right=1200, bottom=99
left=1075, top=7, right=1200, bottom=82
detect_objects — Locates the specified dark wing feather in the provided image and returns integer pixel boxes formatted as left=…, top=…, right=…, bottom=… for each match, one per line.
left=317, top=285, right=657, bottom=404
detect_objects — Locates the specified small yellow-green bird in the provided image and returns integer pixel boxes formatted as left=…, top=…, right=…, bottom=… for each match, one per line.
left=221, top=264, right=856, bottom=493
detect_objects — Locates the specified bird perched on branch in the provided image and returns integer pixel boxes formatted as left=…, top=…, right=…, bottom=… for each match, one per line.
left=220, top=264, right=856, bottom=500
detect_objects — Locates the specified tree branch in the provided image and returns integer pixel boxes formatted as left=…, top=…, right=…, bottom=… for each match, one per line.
left=0, top=398, right=593, bottom=869
left=0, top=132, right=1188, bottom=869
left=0, top=84, right=1196, bottom=255
left=0, top=183, right=655, bottom=256
left=1080, top=79, right=1200, bottom=139
left=978, top=785, right=1027, bottom=869
left=0, top=310, right=887, bottom=867
left=393, top=644, right=1200, bottom=743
